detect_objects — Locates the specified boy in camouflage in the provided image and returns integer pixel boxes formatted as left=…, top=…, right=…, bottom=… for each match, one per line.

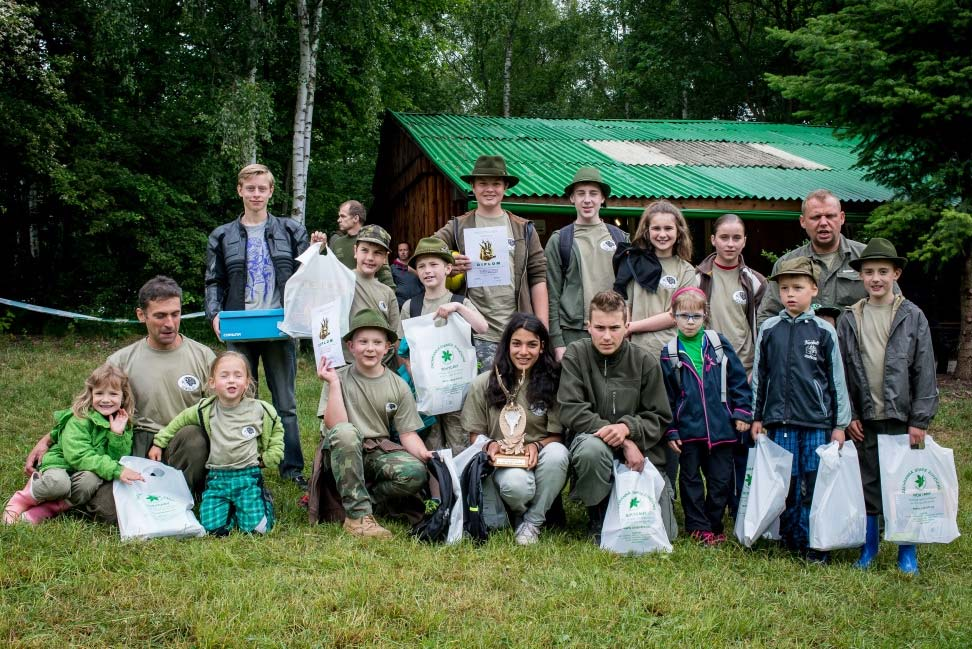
left=315, top=309, right=432, bottom=538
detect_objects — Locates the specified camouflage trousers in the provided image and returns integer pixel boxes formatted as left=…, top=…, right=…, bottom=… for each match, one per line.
left=325, top=423, right=427, bottom=519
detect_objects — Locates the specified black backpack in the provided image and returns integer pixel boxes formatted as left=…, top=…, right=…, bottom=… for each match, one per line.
left=460, top=451, right=494, bottom=544
left=557, top=222, right=627, bottom=275
left=410, top=452, right=458, bottom=543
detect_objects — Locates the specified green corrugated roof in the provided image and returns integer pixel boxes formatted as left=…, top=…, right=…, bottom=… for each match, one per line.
left=391, top=112, right=892, bottom=202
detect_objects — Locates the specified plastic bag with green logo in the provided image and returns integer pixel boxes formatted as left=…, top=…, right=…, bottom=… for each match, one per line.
left=600, top=461, right=672, bottom=555
left=113, top=456, right=206, bottom=541
left=734, top=435, right=793, bottom=548
left=878, top=434, right=960, bottom=544
left=402, top=312, right=476, bottom=416
left=809, top=441, right=866, bottom=550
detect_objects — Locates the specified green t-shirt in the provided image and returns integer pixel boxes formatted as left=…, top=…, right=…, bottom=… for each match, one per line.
left=460, top=371, right=562, bottom=445
left=677, top=330, right=705, bottom=377
left=107, top=336, right=215, bottom=434
left=208, top=397, right=264, bottom=470
left=318, top=365, right=424, bottom=439
left=628, top=255, right=696, bottom=357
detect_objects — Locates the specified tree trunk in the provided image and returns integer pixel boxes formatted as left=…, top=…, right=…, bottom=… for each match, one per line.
left=502, top=0, right=525, bottom=118
left=291, top=0, right=323, bottom=225
left=955, top=248, right=972, bottom=379
left=246, top=0, right=261, bottom=165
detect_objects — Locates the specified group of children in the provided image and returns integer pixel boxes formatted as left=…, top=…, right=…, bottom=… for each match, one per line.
left=4, top=194, right=938, bottom=573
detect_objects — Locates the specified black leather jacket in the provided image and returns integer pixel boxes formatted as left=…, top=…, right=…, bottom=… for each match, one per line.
left=204, top=214, right=309, bottom=320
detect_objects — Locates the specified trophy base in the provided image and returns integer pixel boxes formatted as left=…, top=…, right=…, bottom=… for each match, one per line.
left=493, top=454, right=529, bottom=468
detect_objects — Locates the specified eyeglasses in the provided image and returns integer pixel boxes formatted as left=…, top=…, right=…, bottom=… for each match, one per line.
left=674, top=313, right=705, bottom=323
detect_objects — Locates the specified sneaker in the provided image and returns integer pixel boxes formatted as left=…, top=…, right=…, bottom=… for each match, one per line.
left=690, top=530, right=715, bottom=545
left=515, top=521, right=541, bottom=546
left=343, top=514, right=392, bottom=539
left=708, top=533, right=727, bottom=547
left=297, top=493, right=309, bottom=509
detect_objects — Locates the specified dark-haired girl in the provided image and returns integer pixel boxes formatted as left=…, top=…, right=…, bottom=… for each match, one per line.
left=460, top=313, right=568, bottom=545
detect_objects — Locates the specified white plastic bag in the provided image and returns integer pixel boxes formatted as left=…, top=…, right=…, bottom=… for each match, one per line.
left=600, top=461, right=672, bottom=555
left=278, top=242, right=356, bottom=338
left=879, top=434, right=960, bottom=544
left=809, top=441, right=866, bottom=550
left=113, top=456, right=205, bottom=541
left=734, top=435, right=793, bottom=547
left=402, top=313, right=477, bottom=416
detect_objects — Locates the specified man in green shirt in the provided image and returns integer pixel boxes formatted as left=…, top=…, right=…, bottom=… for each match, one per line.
left=313, top=200, right=395, bottom=289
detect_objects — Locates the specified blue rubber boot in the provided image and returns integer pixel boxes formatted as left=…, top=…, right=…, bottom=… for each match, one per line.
left=897, top=544, right=918, bottom=575
left=855, top=515, right=880, bottom=569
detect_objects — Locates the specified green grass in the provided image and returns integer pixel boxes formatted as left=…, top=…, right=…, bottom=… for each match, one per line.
left=2, top=334, right=971, bottom=648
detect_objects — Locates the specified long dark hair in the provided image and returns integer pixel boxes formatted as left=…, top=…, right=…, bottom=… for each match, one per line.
left=486, top=313, right=560, bottom=411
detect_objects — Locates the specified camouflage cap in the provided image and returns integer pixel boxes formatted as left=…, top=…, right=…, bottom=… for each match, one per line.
left=768, top=256, right=819, bottom=284
left=343, top=308, right=398, bottom=343
left=408, top=236, right=455, bottom=268
left=356, top=224, right=391, bottom=252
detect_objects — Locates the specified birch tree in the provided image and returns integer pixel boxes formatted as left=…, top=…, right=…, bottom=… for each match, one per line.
left=291, top=0, right=324, bottom=225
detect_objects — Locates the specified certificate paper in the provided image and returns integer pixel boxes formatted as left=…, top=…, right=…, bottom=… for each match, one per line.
left=464, top=226, right=511, bottom=288
left=311, top=301, right=346, bottom=370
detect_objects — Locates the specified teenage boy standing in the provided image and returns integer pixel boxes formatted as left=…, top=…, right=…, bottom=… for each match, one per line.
left=205, top=163, right=309, bottom=488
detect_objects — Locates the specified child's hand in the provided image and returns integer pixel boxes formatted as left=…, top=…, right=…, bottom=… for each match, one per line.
left=109, top=408, right=129, bottom=434
left=908, top=426, right=927, bottom=447
left=831, top=428, right=846, bottom=448
left=847, top=420, right=864, bottom=442
left=119, top=467, right=144, bottom=485
left=667, top=439, right=682, bottom=455
left=622, top=441, right=645, bottom=472
left=317, top=357, right=339, bottom=383
left=750, top=420, right=763, bottom=441
left=148, top=445, right=163, bottom=462
left=435, top=303, right=460, bottom=320
left=734, top=419, right=750, bottom=433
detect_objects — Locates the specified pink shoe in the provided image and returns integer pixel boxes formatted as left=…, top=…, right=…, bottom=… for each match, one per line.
left=3, top=478, right=39, bottom=524
left=20, top=500, right=71, bottom=524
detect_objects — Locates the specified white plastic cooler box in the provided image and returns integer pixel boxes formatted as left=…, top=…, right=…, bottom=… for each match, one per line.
left=218, top=308, right=289, bottom=341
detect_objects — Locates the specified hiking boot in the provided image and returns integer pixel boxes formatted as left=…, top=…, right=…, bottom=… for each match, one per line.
left=4, top=476, right=39, bottom=524
left=586, top=499, right=608, bottom=545
left=20, top=500, right=71, bottom=525
left=343, top=514, right=392, bottom=539
left=515, top=521, right=541, bottom=546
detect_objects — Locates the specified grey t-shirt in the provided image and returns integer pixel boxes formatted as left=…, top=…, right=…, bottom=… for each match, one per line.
left=244, top=222, right=279, bottom=310
left=208, top=398, right=264, bottom=469
left=861, top=302, right=894, bottom=419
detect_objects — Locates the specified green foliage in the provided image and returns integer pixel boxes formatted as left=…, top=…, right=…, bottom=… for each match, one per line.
left=867, top=201, right=972, bottom=269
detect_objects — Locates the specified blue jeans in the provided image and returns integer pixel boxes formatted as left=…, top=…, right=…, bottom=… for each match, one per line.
left=228, top=339, right=303, bottom=477
left=768, top=425, right=826, bottom=552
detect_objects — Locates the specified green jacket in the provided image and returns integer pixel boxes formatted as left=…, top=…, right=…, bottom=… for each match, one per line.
left=544, top=225, right=629, bottom=348
left=329, top=231, right=396, bottom=289
left=38, top=410, right=133, bottom=481
left=557, top=339, right=672, bottom=467
left=154, top=396, right=285, bottom=469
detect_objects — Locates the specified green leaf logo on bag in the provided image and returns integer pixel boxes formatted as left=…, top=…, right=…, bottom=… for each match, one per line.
left=900, top=468, right=940, bottom=492
left=629, top=496, right=640, bottom=509
left=431, top=343, right=466, bottom=369
left=441, top=350, right=453, bottom=363
left=915, top=474, right=926, bottom=490
left=745, top=472, right=753, bottom=487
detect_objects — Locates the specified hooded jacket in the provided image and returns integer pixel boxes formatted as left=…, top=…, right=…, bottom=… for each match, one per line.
left=837, top=296, right=939, bottom=428
left=39, top=410, right=133, bottom=481
left=660, top=331, right=753, bottom=446
left=752, top=310, right=851, bottom=430
left=205, top=213, right=309, bottom=320
left=557, top=338, right=672, bottom=467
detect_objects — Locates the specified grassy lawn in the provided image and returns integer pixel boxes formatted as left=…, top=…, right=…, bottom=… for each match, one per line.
left=1, top=333, right=970, bottom=648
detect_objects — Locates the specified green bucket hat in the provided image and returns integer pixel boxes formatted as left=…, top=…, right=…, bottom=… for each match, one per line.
left=342, top=308, right=398, bottom=343
left=408, top=236, right=455, bottom=269
left=849, top=237, right=908, bottom=271
left=768, top=256, right=819, bottom=284
left=564, top=167, right=611, bottom=198
left=460, top=155, right=519, bottom=189
left=814, top=303, right=843, bottom=320
left=355, top=224, right=391, bottom=252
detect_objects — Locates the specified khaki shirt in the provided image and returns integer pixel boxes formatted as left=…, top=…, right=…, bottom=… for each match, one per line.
left=460, top=372, right=562, bottom=444
left=318, top=365, right=423, bottom=439
left=628, top=256, right=696, bottom=358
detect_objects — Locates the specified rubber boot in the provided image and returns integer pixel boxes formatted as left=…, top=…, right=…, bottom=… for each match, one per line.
left=855, top=515, right=880, bottom=569
left=3, top=478, right=39, bottom=524
left=897, top=544, right=918, bottom=575
left=20, top=500, right=71, bottom=525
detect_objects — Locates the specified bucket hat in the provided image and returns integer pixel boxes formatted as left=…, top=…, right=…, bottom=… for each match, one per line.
left=768, top=256, right=819, bottom=283
left=564, top=167, right=610, bottom=198
left=408, top=236, right=455, bottom=269
left=460, top=155, right=519, bottom=188
left=849, top=237, right=908, bottom=271
left=343, top=309, right=398, bottom=343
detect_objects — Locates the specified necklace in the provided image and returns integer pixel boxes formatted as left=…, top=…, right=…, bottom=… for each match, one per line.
left=495, top=367, right=527, bottom=452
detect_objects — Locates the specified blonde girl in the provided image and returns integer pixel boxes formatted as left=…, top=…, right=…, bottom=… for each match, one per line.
left=4, top=364, right=141, bottom=525
left=613, top=200, right=696, bottom=357
left=151, top=351, right=284, bottom=535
